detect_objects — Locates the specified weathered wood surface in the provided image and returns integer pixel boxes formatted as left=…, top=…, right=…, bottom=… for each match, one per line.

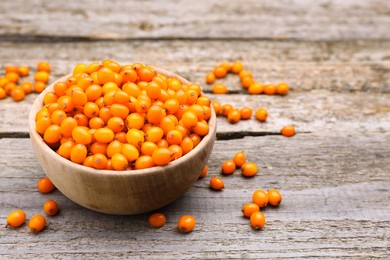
left=1, top=0, right=390, bottom=258
left=0, top=135, right=389, bottom=258
left=1, top=0, right=390, bottom=41
left=1, top=40, right=389, bottom=93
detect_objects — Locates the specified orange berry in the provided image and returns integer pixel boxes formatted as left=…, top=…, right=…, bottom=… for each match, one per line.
left=189, top=133, right=201, bottom=147
left=241, top=76, right=254, bottom=89
left=276, top=83, right=289, bottom=95
left=181, top=111, right=198, bottom=128
left=239, top=107, right=253, bottom=120
left=57, top=140, right=75, bottom=159
left=213, top=66, right=227, bottom=78
left=169, top=144, right=182, bottom=160
left=222, top=160, right=236, bottom=175
left=34, top=81, right=47, bottom=93
left=252, top=190, right=268, bottom=208
left=211, top=101, right=221, bottom=115
left=43, top=200, right=59, bottom=216
left=5, top=65, right=19, bottom=74
left=138, top=68, right=155, bottom=82
left=227, top=109, right=241, bottom=124
left=94, top=128, right=115, bottom=143
left=141, top=141, right=158, bottom=156
left=38, top=177, right=55, bottom=193
left=146, top=81, right=161, bottom=99
left=72, top=126, right=92, bottom=145
left=248, top=82, right=263, bottom=95
left=36, top=117, right=52, bottom=135
left=255, top=108, right=268, bottom=122
left=97, top=67, right=115, bottom=84
left=180, top=136, right=194, bottom=155
left=6, top=210, right=26, bottom=228
left=199, top=165, right=208, bottom=178
left=241, top=162, right=258, bottom=177
left=177, top=215, right=196, bottom=233
left=205, top=72, right=215, bottom=84
left=268, top=189, right=282, bottom=206
left=152, top=147, right=171, bottom=166
left=281, top=125, right=296, bottom=137
left=10, top=87, right=25, bottom=101
left=250, top=211, right=266, bottom=229
left=106, top=140, right=123, bottom=158
left=35, top=71, right=50, bottom=83
left=193, top=120, right=209, bottom=136
left=107, top=117, right=125, bottom=133
left=51, top=109, right=67, bottom=125
left=92, top=153, right=108, bottom=169
left=263, top=84, right=276, bottom=95
left=111, top=153, right=129, bottom=170
left=28, top=215, right=46, bottom=233
left=122, top=143, right=139, bottom=162
left=21, top=81, right=33, bottom=94
left=242, top=203, right=260, bottom=218
left=239, top=70, right=253, bottom=79
left=126, top=113, right=145, bottom=130
left=145, top=126, right=164, bottom=143
left=146, top=105, right=164, bottom=125
left=5, top=72, right=19, bottom=83
left=126, top=129, right=145, bottom=150
left=210, top=177, right=224, bottom=190
left=110, top=103, right=130, bottom=119
left=221, top=104, right=233, bottom=117
left=231, top=61, right=244, bottom=74
left=166, top=129, right=183, bottom=145
left=0, top=88, right=6, bottom=99
left=212, top=83, right=228, bottom=94
left=70, top=144, right=88, bottom=164
left=233, top=151, right=246, bottom=167
left=43, top=125, right=61, bottom=144
left=37, top=61, right=51, bottom=72
left=149, top=213, right=166, bottom=228
left=134, top=155, right=155, bottom=169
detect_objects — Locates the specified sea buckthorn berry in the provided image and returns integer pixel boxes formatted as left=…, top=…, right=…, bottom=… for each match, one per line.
left=232, top=150, right=246, bottom=167
left=57, top=96, right=74, bottom=113
left=35, top=71, right=50, bottom=83
left=169, top=144, right=182, bottom=160
left=149, top=213, right=166, bottom=228
left=43, top=92, right=58, bottom=105
left=94, top=128, right=115, bottom=143
left=85, top=84, right=103, bottom=101
left=241, top=162, right=258, bottom=177
left=146, top=81, right=161, bottom=99
left=72, top=126, right=92, bottom=145
left=107, top=140, right=123, bottom=158
left=181, top=111, right=198, bottom=128
left=166, top=129, right=183, bottom=145
left=157, top=138, right=169, bottom=148
left=97, top=67, right=115, bottom=84
left=152, top=147, right=171, bottom=166
left=6, top=72, right=19, bottom=83
left=92, top=153, right=108, bottom=169
left=213, top=66, right=227, bottom=78
left=221, top=104, right=233, bottom=117
left=250, top=211, right=266, bottom=229
left=231, top=61, right=244, bottom=74
left=193, top=120, right=209, bottom=136
left=43, top=200, right=59, bottom=216
left=87, top=62, right=101, bottom=74
left=83, top=102, right=100, bottom=118
left=255, top=108, right=268, bottom=122
left=239, top=70, right=253, bottom=79
left=212, top=83, right=228, bottom=94
left=189, top=133, right=201, bottom=147
left=57, top=141, right=75, bottom=159
left=239, top=107, right=253, bottom=120
left=21, top=81, right=33, bottom=94
left=38, top=177, right=55, bottom=193
left=145, top=127, right=164, bottom=143
left=252, top=190, right=268, bottom=208
left=28, top=215, right=46, bottom=233
left=146, top=105, right=164, bottom=125
left=5, top=65, right=19, bottom=74
left=197, top=96, right=210, bottom=107
left=107, top=117, right=124, bottom=133
left=211, top=101, right=221, bottom=115
left=242, top=203, right=260, bottom=218
left=189, top=104, right=205, bottom=121
left=110, top=103, right=130, bottom=119
left=10, top=87, right=25, bottom=102
left=281, top=125, right=296, bottom=137
left=222, top=160, right=236, bottom=175
left=36, top=117, right=52, bottom=135
left=141, top=141, right=158, bottom=156
left=7, top=210, right=26, bottom=228
left=205, top=72, right=215, bottom=84
left=51, top=110, right=67, bottom=125
left=74, top=113, right=89, bottom=127
left=122, top=144, right=139, bottom=162
left=71, top=88, right=88, bottom=106
left=90, top=141, right=108, bottom=155
left=37, top=61, right=51, bottom=72
left=263, top=84, right=276, bottom=95
left=126, top=129, right=144, bottom=150
left=43, top=125, right=61, bottom=144
left=17, top=66, right=29, bottom=77
left=227, top=109, right=241, bottom=124
left=135, top=155, right=155, bottom=169
left=70, top=144, right=88, bottom=164
left=276, top=82, right=289, bottom=95
left=89, top=117, right=105, bottom=129
left=177, top=215, right=196, bottom=233
left=199, top=165, right=208, bottom=178
left=210, top=177, right=224, bottom=190
left=126, top=113, right=145, bottom=130
left=138, top=68, right=155, bottom=82
left=180, top=136, right=194, bottom=155
left=73, top=63, right=87, bottom=75
left=248, top=82, right=263, bottom=95
left=159, top=116, right=176, bottom=135
left=54, top=82, right=67, bottom=97
left=241, top=76, right=254, bottom=89
left=0, top=88, right=6, bottom=99
left=111, top=153, right=129, bottom=170
left=268, top=189, right=282, bottom=206
left=163, top=98, right=180, bottom=115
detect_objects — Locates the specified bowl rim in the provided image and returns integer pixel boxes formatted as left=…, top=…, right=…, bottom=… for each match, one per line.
left=29, top=66, right=216, bottom=177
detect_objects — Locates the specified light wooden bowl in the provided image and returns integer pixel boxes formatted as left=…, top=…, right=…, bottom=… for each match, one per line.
left=29, top=68, right=216, bottom=215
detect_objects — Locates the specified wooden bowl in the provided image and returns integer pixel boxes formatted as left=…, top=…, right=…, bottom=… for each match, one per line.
left=29, top=68, right=216, bottom=215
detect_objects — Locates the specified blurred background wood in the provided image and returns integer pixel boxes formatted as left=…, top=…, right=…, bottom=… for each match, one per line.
left=0, top=0, right=389, bottom=258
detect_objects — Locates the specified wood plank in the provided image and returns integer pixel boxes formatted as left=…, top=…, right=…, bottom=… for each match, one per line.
left=1, top=91, right=390, bottom=136
left=0, top=135, right=389, bottom=258
left=0, top=0, right=389, bottom=41
left=0, top=40, right=389, bottom=93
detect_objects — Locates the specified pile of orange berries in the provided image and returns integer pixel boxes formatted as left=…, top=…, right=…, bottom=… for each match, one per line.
left=148, top=213, right=196, bottom=233
left=0, top=62, right=51, bottom=101
left=6, top=177, right=58, bottom=233
left=242, top=189, right=282, bottom=229
left=35, top=60, right=212, bottom=170
left=207, top=61, right=289, bottom=96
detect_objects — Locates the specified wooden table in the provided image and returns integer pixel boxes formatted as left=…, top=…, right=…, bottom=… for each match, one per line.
left=1, top=0, right=389, bottom=258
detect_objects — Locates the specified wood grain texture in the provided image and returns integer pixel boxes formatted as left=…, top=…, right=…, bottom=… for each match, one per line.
left=0, top=40, right=389, bottom=93
left=0, top=135, right=389, bottom=258
left=0, top=0, right=389, bottom=41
